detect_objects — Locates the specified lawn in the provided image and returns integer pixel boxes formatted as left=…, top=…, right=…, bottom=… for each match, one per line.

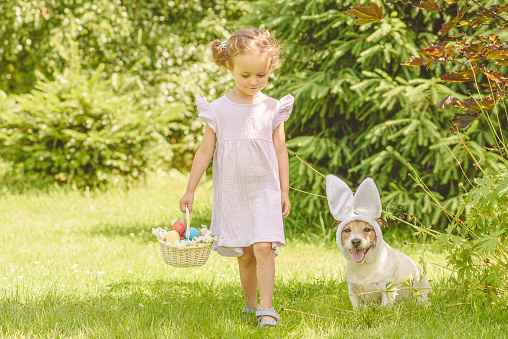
left=1, top=171, right=507, bottom=338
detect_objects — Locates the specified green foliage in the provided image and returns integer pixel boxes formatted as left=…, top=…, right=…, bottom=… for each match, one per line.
left=0, top=0, right=242, bottom=187
left=242, top=0, right=506, bottom=232
left=0, top=60, right=182, bottom=188
left=428, top=173, right=508, bottom=290
left=0, top=0, right=237, bottom=94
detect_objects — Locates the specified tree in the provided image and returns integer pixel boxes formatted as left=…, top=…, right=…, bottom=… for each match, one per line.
left=241, top=0, right=506, bottom=233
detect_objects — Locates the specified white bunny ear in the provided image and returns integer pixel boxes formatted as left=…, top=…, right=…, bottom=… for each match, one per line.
left=353, top=177, right=382, bottom=218
left=326, top=175, right=354, bottom=220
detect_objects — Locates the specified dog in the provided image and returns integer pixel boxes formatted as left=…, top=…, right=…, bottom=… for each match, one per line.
left=327, top=176, right=431, bottom=309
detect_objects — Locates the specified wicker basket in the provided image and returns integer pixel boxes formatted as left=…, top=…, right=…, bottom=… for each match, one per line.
left=158, top=207, right=212, bottom=268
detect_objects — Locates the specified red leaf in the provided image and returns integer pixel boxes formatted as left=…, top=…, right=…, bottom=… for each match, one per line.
left=470, top=16, right=492, bottom=28
left=485, top=49, right=508, bottom=60
left=480, top=69, right=507, bottom=84
left=344, top=3, right=383, bottom=25
left=450, top=112, right=481, bottom=133
left=419, top=1, right=440, bottom=11
left=438, top=95, right=461, bottom=109
left=461, top=44, right=485, bottom=55
left=440, top=6, right=469, bottom=36
left=440, top=67, right=479, bottom=82
left=401, top=56, right=425, bottom=66
left=491, top=4, right=508, bottom=15
left=461, top=97, right=495, bottom=114
left=477, top=10, right=496, bottom=19
left=456, top=20, right=470, bottom=27
left=461, top=44, right=487, bottom=62
left=417, top=41, right=449, bottom=57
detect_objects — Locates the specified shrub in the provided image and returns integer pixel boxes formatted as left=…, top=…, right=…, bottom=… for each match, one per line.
left=0, top=0, right=243, bottom=183
left=0, top=54, right=181, bottom=188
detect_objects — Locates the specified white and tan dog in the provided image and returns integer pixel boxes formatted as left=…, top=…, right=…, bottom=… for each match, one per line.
left=326, top=176, right=431, bottom=309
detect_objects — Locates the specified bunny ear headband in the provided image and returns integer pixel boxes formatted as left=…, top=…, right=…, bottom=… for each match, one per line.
left=326, top=175, right=384, bottom=263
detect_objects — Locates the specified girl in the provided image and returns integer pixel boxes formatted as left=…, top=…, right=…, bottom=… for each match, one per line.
left=179, top=28, right=293, bottom=328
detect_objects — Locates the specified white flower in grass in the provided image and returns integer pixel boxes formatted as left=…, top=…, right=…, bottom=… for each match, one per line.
left=139, top=303, right=145, bottom=308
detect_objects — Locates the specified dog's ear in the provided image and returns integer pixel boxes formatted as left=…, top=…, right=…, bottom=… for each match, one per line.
left=332, top=220, right=341, bottom=229
left=375, top=217, right=388, bottom=228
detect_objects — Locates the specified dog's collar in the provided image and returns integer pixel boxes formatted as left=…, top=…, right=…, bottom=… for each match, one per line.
left=335, top=215, right=383, bottom=264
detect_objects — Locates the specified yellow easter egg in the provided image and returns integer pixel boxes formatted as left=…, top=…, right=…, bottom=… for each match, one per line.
left=165, top=230, right=180, bottom=243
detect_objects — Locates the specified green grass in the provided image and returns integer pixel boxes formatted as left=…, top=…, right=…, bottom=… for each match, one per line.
left=1, top=171, right=507, bottom=338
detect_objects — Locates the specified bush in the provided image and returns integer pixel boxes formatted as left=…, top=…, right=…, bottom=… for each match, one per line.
left=0, top=52, right=182, bottom=188
left=0, top=0, right=244, bottom=187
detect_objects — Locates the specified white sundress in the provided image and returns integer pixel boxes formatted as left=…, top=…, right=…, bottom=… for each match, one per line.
left=196, top=93, right=294, bottom=257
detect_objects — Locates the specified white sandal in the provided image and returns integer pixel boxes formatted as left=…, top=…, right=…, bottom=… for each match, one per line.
left=256, top=307, right=280, bottom=328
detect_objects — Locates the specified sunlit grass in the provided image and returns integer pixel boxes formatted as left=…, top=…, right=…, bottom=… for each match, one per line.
left=1, top=171, right=507, bottom=338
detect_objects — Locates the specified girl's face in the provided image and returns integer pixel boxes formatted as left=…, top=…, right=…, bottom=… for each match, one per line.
left=228, top=49, right=270, bottom=98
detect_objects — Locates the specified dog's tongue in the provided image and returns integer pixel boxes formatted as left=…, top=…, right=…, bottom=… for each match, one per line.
left=349, top=249, right=365, bottom=263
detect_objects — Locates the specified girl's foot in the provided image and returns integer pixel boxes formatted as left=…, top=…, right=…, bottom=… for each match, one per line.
left=256, top=307, right=279, bottom=327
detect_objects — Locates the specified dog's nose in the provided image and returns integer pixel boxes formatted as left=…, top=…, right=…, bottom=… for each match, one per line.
left=351, top=238, right=361, bottom=248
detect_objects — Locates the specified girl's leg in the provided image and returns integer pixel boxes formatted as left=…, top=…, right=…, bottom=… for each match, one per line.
left=237, top=245, right=257, bottom=308
left=253, top=242, right=276, bottom=321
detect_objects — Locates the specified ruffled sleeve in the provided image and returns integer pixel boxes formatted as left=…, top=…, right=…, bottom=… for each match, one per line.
left=272, top=94, right=294, bottom=130
left=196, top=95, right=216, bottom=133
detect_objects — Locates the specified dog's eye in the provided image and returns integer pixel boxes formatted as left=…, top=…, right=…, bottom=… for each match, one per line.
left=344, top=229, right=351, bottom=233
left=364, top=228, right=371, bottom=232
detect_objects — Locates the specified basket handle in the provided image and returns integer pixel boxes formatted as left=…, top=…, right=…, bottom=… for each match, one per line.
left=182, top=206, right=190, bottom=239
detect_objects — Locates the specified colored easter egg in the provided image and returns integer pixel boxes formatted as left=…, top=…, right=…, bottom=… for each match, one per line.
left=186, top=227, right=200, bottom=241
left=172, top=221, right=187, bottom=235
left=179, top=234, right=186, bottom=240
left=165, top=230, right=180, bottom=243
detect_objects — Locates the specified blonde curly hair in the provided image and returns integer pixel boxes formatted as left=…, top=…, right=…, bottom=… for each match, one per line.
left=211, top=28, right=282, bottom=72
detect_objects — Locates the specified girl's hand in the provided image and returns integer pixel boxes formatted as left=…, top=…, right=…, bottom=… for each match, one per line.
left=179, top=191, right=195, bottom=213
left=281, top=194, right=291, bottom=218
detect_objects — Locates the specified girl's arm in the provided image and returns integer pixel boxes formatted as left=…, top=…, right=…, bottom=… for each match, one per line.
left=273, top=122, right=291, bottom=218
left=179, top=124, right=217, bottom=213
